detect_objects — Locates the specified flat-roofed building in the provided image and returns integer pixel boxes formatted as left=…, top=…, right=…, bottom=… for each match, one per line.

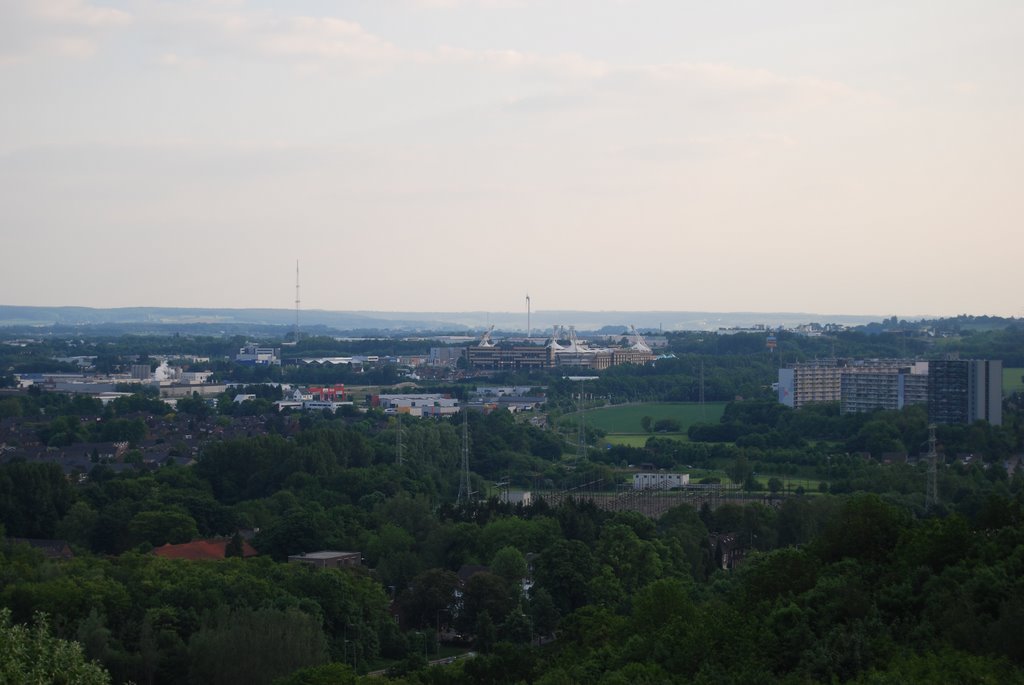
left=236, top=344, right=280, bottom=366
left=633, top=472, right=689, bottom=489
left=841, top=362, right=929, bottom=414
left=465, top=345, right=555, bottom=370
left=781, top=358, right=924, bottom=410
left=380, top=394, right=459, bottom=417
left=611, top=348, right=656, bottom=366
left=778, top=360, right=843, bottom=408
left=288, top=550, right=362, bottom=569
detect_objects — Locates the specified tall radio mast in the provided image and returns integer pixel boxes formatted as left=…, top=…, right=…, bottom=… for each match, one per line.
left=526, top=294, right=531, bottom=339
left=294, top=260, right=301, bottom=343
left=577, top=377, right=587, bottom=462
left=458, top=408, right=471, bottom=504
left=396, top=412, right=403, bottom=466
left=925, top=424, right=938, bottom=509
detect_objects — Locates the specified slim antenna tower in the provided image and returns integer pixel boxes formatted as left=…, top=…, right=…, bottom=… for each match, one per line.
left=700, top=361, right=706, bottom=420
left=396, top=412, right=403, bottom=466
left=294, top=260, right=301, bottom=343
left=925, top=424, right=938, bottom=509
left=526, top=294, right=531, bottom=339
left=458, top=409, right=471, bottom=504
left=577, top=378, right=587, bottom=462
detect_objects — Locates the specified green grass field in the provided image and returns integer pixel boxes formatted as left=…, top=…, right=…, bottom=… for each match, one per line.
left=1004, top=367, right=1024, bottom=396
left=752, top=475, right=824, bottom=492
left=604, top=434, right=691, bottom=448
left=605, top=434, right=652, bottom=448
left=567, top=402, right=726, bottom=434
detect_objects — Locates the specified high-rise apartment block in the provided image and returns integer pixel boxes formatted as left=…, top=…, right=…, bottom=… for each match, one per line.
left=927, top=359, right=1002, bottom=426
left=778, top=358, right=1002, bottom=425
left=778, top=359, right=924, bottom=410
left=778, top=360, right=843, bottom=408
left=841, top=362, right=929, bottom=414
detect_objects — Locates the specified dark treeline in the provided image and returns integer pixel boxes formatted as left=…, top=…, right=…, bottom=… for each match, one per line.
left=3, top=454, right=1023, bottom=683
left=2, top=385, right=1024, bottom=682
left=537, top=356, right=777, bottom=411
left=686, top=401, right=1021, bottom=463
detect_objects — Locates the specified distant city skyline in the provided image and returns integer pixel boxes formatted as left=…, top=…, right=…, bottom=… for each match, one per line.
left=2, top=1, right=1022, bottom=317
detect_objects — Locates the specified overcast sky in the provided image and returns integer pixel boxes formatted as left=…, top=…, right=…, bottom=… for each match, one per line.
left=1, top=0, right=1021, bottom=317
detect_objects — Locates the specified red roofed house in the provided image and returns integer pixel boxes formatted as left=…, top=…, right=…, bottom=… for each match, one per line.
left=153, top=538, right=258, bottom=561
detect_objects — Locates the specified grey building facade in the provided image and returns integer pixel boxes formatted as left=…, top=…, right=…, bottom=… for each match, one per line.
left=928, top=359, right=1002, bottom=426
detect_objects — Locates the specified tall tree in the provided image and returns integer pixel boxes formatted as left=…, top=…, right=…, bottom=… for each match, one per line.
left=188, top=607, right=328, bottom=685
left=0, top=609, right=111, bottom=685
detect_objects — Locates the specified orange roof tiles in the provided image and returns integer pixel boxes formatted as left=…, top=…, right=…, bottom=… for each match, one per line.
left=153, top=538, right=258, bottom=561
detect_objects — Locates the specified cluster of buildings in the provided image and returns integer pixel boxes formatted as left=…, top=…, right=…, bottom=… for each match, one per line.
left=0, top=409, right=274, bottom=479
left=370, top=393, right=460, bottom=417
left=467, top=386, right=547, bottom=413
left=131, top=361, right=213, bottom=385
left=273, top=384, right=354, bottom=413
left=464, top=326, right=657, bottom=372
left=357, top=388, right=548, bottom=417
left=778, top=358, right=1003, bottom=425
left=295, top=353, right=430, bottom=369
left=716, top=322, right=850, bottom=337
left=15, top=360, right=227, bottom=402
left=236, top=344, right=281, bottom=365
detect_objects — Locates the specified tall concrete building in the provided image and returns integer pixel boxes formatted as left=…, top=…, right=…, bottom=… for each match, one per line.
left=780, top=357, right=1003, bottom=425
left=928, top=359, right=1002, bottom=426
left=778, top=360, right=843, bottom=408
left=841, top=362, right=929, bottom=414
left=778, top=358, right=922, bottom=410
left=465, top=345, right=555, bottom=370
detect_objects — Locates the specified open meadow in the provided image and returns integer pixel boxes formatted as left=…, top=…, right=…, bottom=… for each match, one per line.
left=567, top=401, right=727, bottom=434
left=604, top=434, right=675, bottom=448
left=1004, top=367, right=1024, bottom=395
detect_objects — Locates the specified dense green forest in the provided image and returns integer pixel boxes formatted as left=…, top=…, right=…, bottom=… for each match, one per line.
left=2, top=390, right=1023, bottom=683
left=1, top=321, right=1023, bottom=682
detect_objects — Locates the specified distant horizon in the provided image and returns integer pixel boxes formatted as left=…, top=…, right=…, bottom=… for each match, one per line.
left=2, top=303, right=1017, bottom=334
left=0, top=302, right=908, bottom=318
left=0, top=300, right=1016, bottom=322
left=4, top=302, right=1017, bottom=319
left=0, top=295, right=1018, bottom=321
left=1, top=303, right=909, bottom=315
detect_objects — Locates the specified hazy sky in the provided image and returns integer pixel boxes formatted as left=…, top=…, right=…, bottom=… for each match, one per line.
left=2, top=1, right=1022, bottom=317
